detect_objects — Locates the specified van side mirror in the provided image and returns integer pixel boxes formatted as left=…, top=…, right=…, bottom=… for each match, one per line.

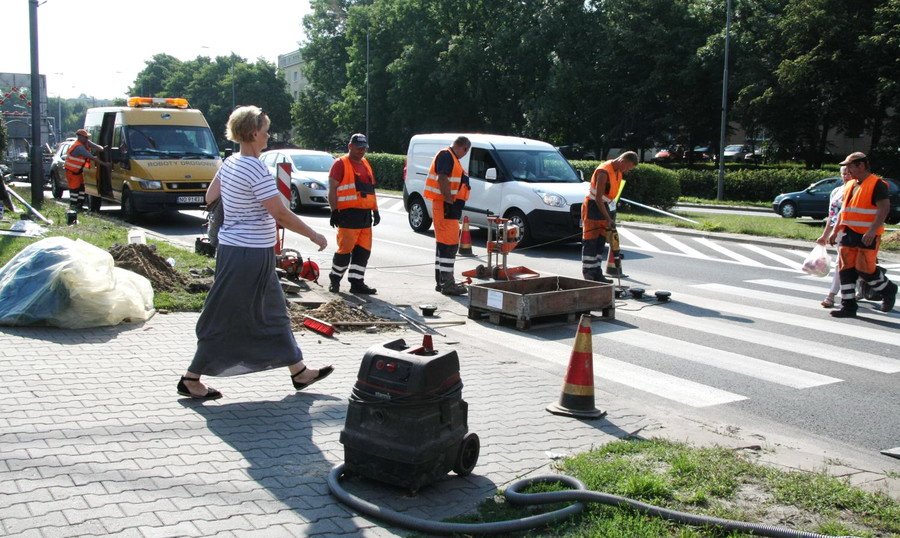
left=223, top=147, right=234, bottom=158
left=485, top=167, right=497, bottom=181
left=578, top=170, right=585, bottom=181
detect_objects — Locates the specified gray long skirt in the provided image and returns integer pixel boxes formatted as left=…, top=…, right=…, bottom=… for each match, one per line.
left=189, top=244, right=302, bottom=376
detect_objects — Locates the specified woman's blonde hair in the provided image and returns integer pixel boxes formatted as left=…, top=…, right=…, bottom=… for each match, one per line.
left=225, top=106, right=269, bottom=143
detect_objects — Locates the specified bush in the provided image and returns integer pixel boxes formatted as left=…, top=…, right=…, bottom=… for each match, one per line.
left=674, top=168, right=834, bottom=201
left=570, top=160, right=680, bottom=209
left=366, top=153, right=406, bottom=191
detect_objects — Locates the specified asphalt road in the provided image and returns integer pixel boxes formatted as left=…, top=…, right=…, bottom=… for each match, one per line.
left=88, top=195, right=900, bottom=461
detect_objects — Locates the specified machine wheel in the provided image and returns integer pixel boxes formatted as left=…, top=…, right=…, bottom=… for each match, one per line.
left=290, top=186, right=304, bottom=213
left=453, top=433, right=480, bottom=476
left=407, top=194, right=432, bottom=233
left=88, top=194, right=102, bottom=213
left=121, top=189, right=138, bottom=223
left=779, top=201, right=797, bottom=218
left=504, top=208, right=532, bottom=246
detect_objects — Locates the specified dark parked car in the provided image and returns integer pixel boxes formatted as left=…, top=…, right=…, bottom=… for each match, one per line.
left=685, top=145, right=714, bottom=162
left=772, top=176, right=900, bottom=224
left=49, top=138, right=76, bottom=199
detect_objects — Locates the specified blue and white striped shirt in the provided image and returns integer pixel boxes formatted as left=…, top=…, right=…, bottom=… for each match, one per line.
left=216, top=156, right=279, bottom=248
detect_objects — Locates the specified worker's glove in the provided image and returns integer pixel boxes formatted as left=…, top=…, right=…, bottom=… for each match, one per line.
left=329, top=210, right=341, bottom=228
left=373, top=210, right=381, bottom=226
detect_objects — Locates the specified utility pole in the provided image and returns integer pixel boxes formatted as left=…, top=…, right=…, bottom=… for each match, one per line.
left=716, top=0, right=733, bottom=201
left=365, top=32, right=370, bottom=140
left=29, top=0, right=43, bottom=209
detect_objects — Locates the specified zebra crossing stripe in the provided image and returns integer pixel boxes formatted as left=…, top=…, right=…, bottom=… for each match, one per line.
left=592, top=325, right=841, bottom=388
left=460, top=322, right=746, bottom=407
left=747, top=278, right=832, bottom=295
left=693, top=283, right=826, bottom=310
left=615, top=227, right=661, bottom=251
left=675, top=292, right=900, bottom=347
left=692, top=238, right=766, bottom=266
left=620, top=303, right=900, bottom=373
left=651, top=233, right=713, bottom=259
left=738, top=244, right=803, bottom=271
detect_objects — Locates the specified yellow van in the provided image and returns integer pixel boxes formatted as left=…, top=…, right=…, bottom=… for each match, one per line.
left=81, top=97, right=221, bottom=221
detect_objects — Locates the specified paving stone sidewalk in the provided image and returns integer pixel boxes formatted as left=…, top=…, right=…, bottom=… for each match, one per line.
left=0, top=312, right=896, bottom=537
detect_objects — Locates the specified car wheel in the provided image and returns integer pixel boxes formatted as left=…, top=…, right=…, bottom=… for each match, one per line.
left=504, top=208, right=532, bottom=246
left=407, top=194, right=432, bottom=233
left=121, top=189, right=138, bottom=223
left=779, top=201, right=797, bottom=218
left=290, top=186, right=303, bottom=213
left=88, top=194, right=102, bottom=212
left=51, top=173, right=64, bottom=199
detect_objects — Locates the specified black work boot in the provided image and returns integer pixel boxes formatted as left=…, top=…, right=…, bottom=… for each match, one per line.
left=881, top=282, right=897, bottom=313
left=328, top=277, right=340, bottom=293
left=349, top=281, right=377, bottom=295
left=830, top=301, right=858, bottom=318
left=440, top=275, right=468, bottom=296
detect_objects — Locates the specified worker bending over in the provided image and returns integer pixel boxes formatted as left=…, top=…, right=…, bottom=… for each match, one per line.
left=581, top=151, right=637, bottom=282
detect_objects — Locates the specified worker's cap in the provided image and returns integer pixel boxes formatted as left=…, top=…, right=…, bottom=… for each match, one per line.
left=75, top=128, right=90, bottom=138
left=839, top=151, right=867, bottom=165
left=349, top=133, right=369, bottom=148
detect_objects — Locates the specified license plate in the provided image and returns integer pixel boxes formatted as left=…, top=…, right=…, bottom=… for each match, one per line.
left=177, top=196, right=205, bottom=204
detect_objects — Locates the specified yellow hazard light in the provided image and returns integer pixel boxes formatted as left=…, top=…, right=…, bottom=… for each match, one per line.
left=127, top=97, right=190, bottom=109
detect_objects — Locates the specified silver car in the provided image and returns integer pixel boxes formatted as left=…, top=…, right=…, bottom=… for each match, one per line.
left=49, top=138, right=76, bottom=199
left=260, top=149, right=334, bottom=212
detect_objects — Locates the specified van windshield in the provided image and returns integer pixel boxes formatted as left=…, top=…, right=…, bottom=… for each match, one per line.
left=495, top=150, right=580, bottom=183
left=125, top=125, right=219, bottom=159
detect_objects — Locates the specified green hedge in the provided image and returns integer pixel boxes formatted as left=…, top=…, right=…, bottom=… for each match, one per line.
left=570, top=160, right=681, bottom=209
left=676, top=168, right=835, bottom=201
left=366, top=153, right=406, bottom=191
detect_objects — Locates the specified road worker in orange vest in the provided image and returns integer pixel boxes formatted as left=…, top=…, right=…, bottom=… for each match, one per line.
left=425, top=136, right=472, bottom=296
left=327, top=133, right=379, bottom=294
left=64, top=129, right=107, bottom=211
left=581, top=151, right=637, bottom=282
left=828, top=151, right=896, bottom=317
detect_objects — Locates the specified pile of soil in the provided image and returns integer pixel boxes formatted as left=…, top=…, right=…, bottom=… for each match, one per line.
left=108, top=243, right=189, bottom=292
left=289, top=299, right=391, bottom=332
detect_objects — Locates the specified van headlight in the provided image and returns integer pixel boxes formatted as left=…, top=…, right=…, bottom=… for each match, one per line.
left=302, top=180, right=325, bottom=190
left=535, top=189, right=566, bottom=208
left=137, top=179, right=163, bottom=190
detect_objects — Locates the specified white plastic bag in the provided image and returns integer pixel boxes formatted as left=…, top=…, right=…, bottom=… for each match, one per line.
left=801, top=243, right=831, bottom=277
left=0, top=236, right=155, bottom=328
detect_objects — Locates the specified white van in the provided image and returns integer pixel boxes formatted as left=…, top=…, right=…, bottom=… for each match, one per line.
left=403, top=133, right=587, bottom=245
left=82, top=97, right=221, bottom=222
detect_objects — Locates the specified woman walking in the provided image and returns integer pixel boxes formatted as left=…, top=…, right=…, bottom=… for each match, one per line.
left=816, top=165, right=852, bottom=308
left=178, top=106, right=332, bottom=400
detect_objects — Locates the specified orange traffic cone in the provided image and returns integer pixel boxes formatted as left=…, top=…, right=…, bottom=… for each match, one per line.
left=458, top=216, right=474, bottom=256
left=546, top=314, right=606, bottom=419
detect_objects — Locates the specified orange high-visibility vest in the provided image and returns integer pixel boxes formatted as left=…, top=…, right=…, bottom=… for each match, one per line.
left=424, top=148, right=470, bottom=203
left=64, top=140, right=90, bottom=189
left=587, top=160, right=622, bottom=205
left=840, top=173, right=887, bottom=235
left=334, top=156, right=377, bottom=210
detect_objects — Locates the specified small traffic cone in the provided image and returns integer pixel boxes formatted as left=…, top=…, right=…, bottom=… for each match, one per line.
left=458, top=216, right=474, bottom=256
left=546, top=314, right=606, bottom=419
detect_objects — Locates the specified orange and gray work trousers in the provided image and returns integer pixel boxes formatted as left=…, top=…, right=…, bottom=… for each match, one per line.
left=329, top=227, right=373, bottom=286
left=581, top=201, right=614, bottom=280
left=432, top=200, right=460, bottom=286
left=837, top=237, right=891, bottom=309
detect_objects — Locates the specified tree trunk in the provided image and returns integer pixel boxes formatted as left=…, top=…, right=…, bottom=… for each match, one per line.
left=869, top=95, right=884, bottom=153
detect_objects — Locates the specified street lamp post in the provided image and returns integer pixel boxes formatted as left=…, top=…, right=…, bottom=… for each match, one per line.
left=716, top=0, right=733, bottom=201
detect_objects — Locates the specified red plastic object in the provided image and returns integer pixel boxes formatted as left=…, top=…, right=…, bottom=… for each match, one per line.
left=303, top=316, right=335, bottom=337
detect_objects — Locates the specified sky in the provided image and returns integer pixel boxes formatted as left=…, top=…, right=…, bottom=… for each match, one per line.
left=3, top=0, right=312, bottom=99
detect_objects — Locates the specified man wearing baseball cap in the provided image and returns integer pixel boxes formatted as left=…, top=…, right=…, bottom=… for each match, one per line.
left=64, top=129, right=107, bottom=211
left=326, top=133, right=380, bottom=294
left=828, top=152, right=897, bottom=316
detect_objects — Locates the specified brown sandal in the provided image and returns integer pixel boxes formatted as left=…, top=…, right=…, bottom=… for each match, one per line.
left=821, top=295, right=835, bottom=308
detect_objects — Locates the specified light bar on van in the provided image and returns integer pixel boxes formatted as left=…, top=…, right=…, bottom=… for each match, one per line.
left=127, top=97, right=190, bottom=109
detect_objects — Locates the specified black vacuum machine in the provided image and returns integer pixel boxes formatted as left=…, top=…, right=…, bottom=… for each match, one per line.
left=339, top=337, right=480, bottom=493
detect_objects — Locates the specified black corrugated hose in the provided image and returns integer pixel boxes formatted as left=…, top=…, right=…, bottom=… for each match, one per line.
left=327, top=468, right=851, bottom=537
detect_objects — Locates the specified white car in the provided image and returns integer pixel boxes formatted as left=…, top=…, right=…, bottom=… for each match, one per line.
left=260, top=149, right=334, bottom=212
left=403, top=133, right=588, bottom=245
